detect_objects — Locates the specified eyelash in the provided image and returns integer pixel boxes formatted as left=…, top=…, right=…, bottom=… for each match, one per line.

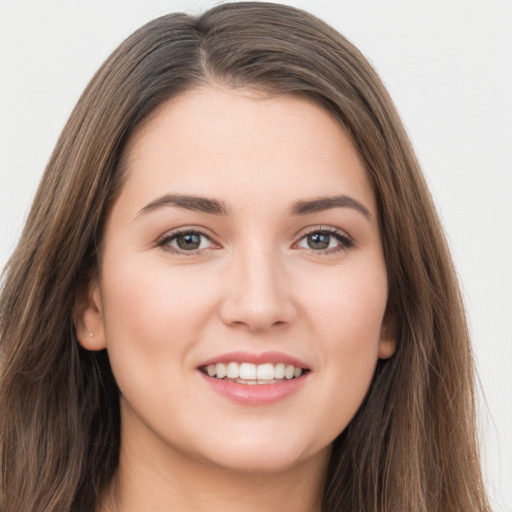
left=156, top=226, right=355, bottom=255
left=293, top=226, right=355, bottom=255
left=156, top=227, right=220, bottom=255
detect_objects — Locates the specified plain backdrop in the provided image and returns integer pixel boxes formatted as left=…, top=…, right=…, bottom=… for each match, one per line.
left=0, top=0, right=511, bottom=509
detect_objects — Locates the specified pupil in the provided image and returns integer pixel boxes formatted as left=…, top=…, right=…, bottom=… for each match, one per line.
left=177, top=233, right=201, bottom=250
left=308, top=233, right=330, bottom=250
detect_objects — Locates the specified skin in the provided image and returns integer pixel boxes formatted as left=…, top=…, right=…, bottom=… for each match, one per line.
left=76, top=86, right=395, bottom=512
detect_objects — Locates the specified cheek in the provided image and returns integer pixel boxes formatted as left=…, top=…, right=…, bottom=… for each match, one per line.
left=99, top=254, right=217, bottom=383
left=306, top=263, right=388, bottom=352
left=302, top=264, right=388, bottom=429
left=103, top=254, right=211, bottom=330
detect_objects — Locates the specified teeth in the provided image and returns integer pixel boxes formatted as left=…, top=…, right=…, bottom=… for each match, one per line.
left=274, top=363, right=285, bottom=379
left=202, top=362, right=306, bottom=382
left=239, top=363, right=257, bottom=380
left=216, top=363, right=227, bottom=379
left=226, top=362, right=239, bottom=379
left=256, top=363, right=274, bottom=380
left=284, top=365, right=295, bottom=379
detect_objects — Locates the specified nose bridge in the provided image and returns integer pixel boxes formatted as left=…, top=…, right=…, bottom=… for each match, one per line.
left=221, top=238, right=295, bottom=331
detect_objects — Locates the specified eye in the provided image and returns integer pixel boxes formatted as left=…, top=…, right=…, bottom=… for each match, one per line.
left=295, top=227, right=353, bottom=253
left=157, top=229, right=219, bottom=254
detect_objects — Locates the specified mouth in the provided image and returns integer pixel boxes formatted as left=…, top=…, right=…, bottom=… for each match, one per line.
left=197, top=351, right=310, bottom=404
left=199, top=361, right=309, bottom=385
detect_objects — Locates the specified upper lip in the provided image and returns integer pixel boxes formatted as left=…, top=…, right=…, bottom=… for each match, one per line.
left=198, top=351, right=310, bottom=369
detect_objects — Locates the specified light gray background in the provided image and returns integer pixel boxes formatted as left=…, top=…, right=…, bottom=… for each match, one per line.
left=1, top=1, right=511, bottom=509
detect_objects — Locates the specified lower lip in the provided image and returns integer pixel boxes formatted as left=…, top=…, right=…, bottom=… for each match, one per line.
left=198, top=371, right=309, bottom=405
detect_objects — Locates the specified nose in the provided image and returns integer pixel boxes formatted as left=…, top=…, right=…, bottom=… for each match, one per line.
left=219, top=245, right=297, bottom=332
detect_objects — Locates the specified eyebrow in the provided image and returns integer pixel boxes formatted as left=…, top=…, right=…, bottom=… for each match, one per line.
left=136, top=193, right=371, bottom=220
left=136, top=194, right=230, bottom=218
left=290, top=195, right=371, bottom=219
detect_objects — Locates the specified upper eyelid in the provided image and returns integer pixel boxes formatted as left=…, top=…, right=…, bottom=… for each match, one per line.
left=294, top=225, right=353, bottom=241
left=158, top=226, right=218, bottom=241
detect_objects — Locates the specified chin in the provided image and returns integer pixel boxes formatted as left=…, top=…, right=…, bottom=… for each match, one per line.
left=192, top=432, right=330, bottom=474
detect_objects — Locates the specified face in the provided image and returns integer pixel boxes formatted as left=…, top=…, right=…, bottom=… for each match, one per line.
left=77, top=87, right=395, bottom=474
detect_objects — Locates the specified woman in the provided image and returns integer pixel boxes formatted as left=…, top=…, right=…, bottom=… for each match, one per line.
left=0, top=2, right=491, bottom=511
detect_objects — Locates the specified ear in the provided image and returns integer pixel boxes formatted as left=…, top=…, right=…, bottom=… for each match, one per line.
left=378, top=306, right=397, bottom=359
left=73, top=279, right=107, bottom=351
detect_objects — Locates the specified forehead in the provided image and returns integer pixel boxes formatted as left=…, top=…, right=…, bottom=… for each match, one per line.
left=118, top=86, right=376, bottom=215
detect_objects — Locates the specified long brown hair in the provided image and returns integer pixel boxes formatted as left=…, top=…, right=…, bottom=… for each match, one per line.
left=0, top=3, right=490, bottom=510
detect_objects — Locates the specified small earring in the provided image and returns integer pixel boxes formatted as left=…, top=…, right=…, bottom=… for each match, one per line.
left=83, top=331, right=94, bottom=338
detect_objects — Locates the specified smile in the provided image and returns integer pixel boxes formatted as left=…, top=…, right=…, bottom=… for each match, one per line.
left=200, top=362, right=305, bottom=384
left=197, top=352, right=310, bottom=405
